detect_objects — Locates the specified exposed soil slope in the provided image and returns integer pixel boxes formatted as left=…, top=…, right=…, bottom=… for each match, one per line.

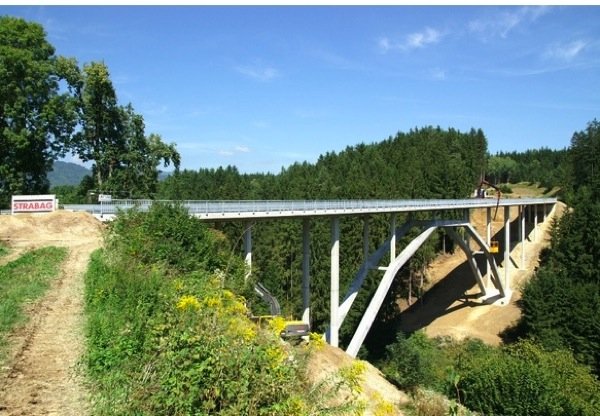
left=307, top=344, right=409, bottom=415
left=400, top=201, right=565, bottom=344
left=0, top=212, right=103, bottom=416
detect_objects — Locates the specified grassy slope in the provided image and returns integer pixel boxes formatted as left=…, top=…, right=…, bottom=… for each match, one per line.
left=0, top=247, right=67, bottom=355
left=504, top=182, right=560, bottom=198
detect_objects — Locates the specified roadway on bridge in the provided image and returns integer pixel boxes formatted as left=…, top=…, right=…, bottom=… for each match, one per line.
left=65, top=197, right=557, bottom=221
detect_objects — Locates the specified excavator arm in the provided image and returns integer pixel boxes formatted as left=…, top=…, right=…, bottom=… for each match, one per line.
left=477, top=178, right=502, bottom=253
left=253, top=282, right=310, bottom=339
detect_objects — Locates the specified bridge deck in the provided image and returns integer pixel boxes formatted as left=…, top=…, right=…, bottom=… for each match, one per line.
left=65, top=197, right=557, bottom=221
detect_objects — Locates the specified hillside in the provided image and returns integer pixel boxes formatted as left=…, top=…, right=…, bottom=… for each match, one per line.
left=0, top=211, right=411, bottom=415
left=48, top=161, right=91, bottom=187
left=399, top=183, right=563, bottom=344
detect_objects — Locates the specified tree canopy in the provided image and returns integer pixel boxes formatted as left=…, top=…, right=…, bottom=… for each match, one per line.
left=0, top=16, right=180, bottom=207
left=520, top=120, right=600, bottom=376
left=0, top=16, right=79, bottom=206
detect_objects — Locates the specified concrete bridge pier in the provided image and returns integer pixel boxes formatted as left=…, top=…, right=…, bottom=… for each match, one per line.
left=534, top=205, right=538, bottom=241
left=244, top=222, right=252, bottom=280
left=390, top=213, right=397, bottom=261
left=486, top=207, right=492, bottom=288
left=520, top=206, right=526, bottom=269
left=504, top=206, right=510, bottom=291
left=302, top=218, right=310, bottom=325
left=329, top=217, right=340, bottom=347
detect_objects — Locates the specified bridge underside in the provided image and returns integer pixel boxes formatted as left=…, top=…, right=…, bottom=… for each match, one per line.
left=340, top=205, right=553, bottom=357
left=342, top=219, right=503, bottom=357
left=237, top=202, right=555, bottom=357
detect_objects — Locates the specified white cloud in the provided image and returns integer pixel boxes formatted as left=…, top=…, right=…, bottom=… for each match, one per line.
left=469, top=6, right=551, bottom=39
left=218, top=145, right=252, bottom=156
left=379, top=27, right=442, bottom=53
left=407, top=27, right=441, bottom=49
left=235, top=65, right=280, bottom=82
left=544, top=40, right=587, bottom=62
left=234, top=145, right=250, bottom=153
left=378, top=37, right=392, bottom=52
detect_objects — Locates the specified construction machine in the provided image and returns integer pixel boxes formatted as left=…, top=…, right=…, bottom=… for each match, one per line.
left=476, top=178, right=502, bottom=254
left=253, top=282, right=310, bottom=339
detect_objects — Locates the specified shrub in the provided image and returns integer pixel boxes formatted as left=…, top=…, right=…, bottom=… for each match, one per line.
left=85, top=205, right=365, bottom=415
left=105, top=202, right=248, bottom=294
left=381, top=331, right=449, bottom=392
left=498, top=184, right=513, bottom=194
left=455, top=340, right=600, bottom=416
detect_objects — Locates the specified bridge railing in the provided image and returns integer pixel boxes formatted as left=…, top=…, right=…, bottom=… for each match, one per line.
left=62, top=197, right=557, bottom=217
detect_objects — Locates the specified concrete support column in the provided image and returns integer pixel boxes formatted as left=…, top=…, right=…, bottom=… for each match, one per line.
left=302, top=218, right=311, bottom=324
left=504, top=206, right=510, bottom=291
left=486, top=207, right=492, bottom=286
left=390, top=213, right=397, bottom=262
left=243, top=223, right=252, bottom=280
left=521, top=206, right=526, bottom=269
left=534, top=205, right=538, bottom=242
left=464, top=209, right=471, bottom=249
left=330, top=217, right=340, bottom=347
left=363, top=217, right=370, bottom=261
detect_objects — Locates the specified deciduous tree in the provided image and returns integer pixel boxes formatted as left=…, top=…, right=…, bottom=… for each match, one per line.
left=0, top=16, right=79, bottom=206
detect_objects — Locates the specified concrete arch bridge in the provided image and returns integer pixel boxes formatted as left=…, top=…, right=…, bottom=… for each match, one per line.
left=67, top=197, right=557, bottom=357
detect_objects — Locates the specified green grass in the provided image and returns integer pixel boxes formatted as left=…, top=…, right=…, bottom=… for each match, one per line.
left=0, top=246, right=67, bottom=355
left=509, top=181, right=561, bottom=198
left=0, top=244, right=8, bottom=258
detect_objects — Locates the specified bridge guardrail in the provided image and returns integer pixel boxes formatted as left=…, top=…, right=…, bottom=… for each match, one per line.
left=62, top=197, right=558, bottom=219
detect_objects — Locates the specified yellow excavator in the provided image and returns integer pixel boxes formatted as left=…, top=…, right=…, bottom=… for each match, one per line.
left=253, top=282, right=310, bottom=338
left=476, top=178, right=502, bottom=254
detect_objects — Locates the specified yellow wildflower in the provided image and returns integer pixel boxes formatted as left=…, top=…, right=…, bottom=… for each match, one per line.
left=308, top=332, right=326, bottom=350
left=203, top=296, right=221, bottom=309
left=176, top=295, right=200, bottom=311
left=265, top=346, right=286, bottom=367
left=268, top=316, right=287, bottom=336
left=222, top=289, right=235, bottom=300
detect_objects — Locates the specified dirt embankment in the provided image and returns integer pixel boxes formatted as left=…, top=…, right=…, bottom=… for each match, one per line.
left=307, top=344, right=409, bottom=415
left=399, top=202, right=565, bottom=344
left=0, top=211, right=104, bottom=416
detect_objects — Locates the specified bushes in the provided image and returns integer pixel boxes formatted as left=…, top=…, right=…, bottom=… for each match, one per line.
left=455, top=340, right=600, bottom=416
left=379, top=332, right=600, bottom=416
left=85, top=204, right=365, bottom=415
left=520, top=196, right=600, bottom=375
left=105, top=202, right=248, bottom=293
left=381, top=331, right=449, bottom=392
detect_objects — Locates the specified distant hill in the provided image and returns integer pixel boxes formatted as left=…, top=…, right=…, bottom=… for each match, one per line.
left=48, top=161, right=91, bottom=187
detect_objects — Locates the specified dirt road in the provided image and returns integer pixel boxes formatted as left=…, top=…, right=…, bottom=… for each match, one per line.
left=0, top=212, right=103, bottom=416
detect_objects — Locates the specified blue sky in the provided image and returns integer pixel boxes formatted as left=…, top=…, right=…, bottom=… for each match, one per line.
left=2, top=5, right=600, bottom=173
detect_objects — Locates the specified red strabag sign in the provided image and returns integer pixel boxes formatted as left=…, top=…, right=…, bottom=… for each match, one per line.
left=12, top=195, right=57, bottom=214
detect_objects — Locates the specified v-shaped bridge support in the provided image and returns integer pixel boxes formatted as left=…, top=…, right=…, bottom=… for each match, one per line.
left=344, top=219, right=504, bottom=357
